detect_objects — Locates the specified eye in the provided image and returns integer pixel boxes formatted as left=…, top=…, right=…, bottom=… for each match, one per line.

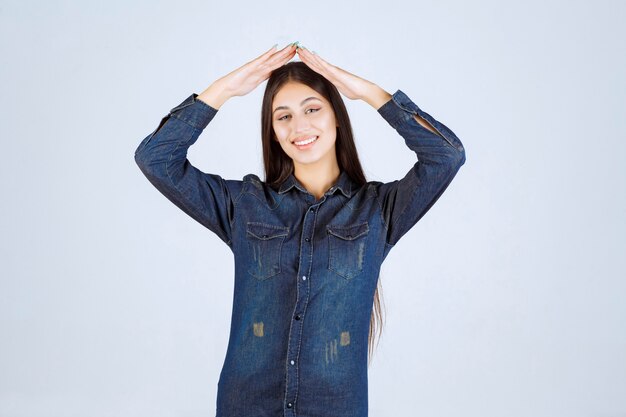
left=276, top=108, right=321, bottom=121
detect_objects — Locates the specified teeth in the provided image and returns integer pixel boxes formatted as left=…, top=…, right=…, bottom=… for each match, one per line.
left=294, top=136, right=318, bottom=146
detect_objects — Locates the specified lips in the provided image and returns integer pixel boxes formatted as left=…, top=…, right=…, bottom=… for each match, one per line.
left=291, top=135, right=318, bottom=144
left=292, top=135, right=319, bottom=149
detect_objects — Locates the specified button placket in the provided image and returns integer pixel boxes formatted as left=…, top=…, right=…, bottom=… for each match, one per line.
left=283, top=200, right=323, bottom=415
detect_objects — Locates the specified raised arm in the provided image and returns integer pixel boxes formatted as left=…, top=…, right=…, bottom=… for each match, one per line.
left=134, top=90, right=242, bottom=247
left=295, top=46, right=466, bottom=252
left=372, top=88, right=465, bottom=249
left=134, top=43, right=299, bottom=247
left=359, top=84, right=446, bottom=139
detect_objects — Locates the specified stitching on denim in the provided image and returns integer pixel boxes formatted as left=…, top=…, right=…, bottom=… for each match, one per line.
left=246, top=222, right=289, bottom=236
left=294, top=203, right=317, bottom=410
left=169, top=113, right=198, bottom=129
left=246, top=233, right=285, bottom=280
left=391, top=90, right=462, bottom=152
left=282, top=206, right=305, bottom=412
left=137, top=114, right=171, bottom=155
left=327, top=222, right=369, bottom=240
left=326, top=231, right=332, bottom=276
left=409, top=110, right=458, bottom=149
left=327, top=223, right=368, bottom=280
left=242, top=187, right=284, bottom=211
left=193, top=95, right=219, bottom=112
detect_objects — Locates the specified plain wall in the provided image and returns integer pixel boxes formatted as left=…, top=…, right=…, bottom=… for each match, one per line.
left=1, top=0, right=624, bottom=416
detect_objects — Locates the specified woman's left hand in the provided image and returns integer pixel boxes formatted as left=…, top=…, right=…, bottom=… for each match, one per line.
left=296, top=46, right=375, bottom=101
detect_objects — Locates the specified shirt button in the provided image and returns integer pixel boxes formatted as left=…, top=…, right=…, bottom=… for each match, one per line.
left=295, top=315, right=301, bottom=320
left=287, top=402, right=293, bottom=408
left=302, top=276, right=306, bottom=280
left=305, top=237, right=310, bottom=242
left=290, top=360, right=295, bottom=365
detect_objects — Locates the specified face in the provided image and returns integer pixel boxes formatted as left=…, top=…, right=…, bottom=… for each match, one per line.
left=271, top=82, right=339, bottom=170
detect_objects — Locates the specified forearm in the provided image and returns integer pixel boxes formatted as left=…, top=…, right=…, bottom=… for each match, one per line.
left=197, top=81, right=232, bottom=110
left=361, top=83, right=392, bottom=111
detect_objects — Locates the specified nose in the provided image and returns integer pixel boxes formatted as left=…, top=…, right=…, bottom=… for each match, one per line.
left=294, top=115, right=312, bottom=133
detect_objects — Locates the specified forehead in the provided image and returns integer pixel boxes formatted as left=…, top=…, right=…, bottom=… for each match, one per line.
left=272, top=82, right=327, bottom=108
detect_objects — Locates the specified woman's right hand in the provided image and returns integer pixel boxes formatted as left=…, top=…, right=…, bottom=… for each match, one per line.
left=198, top=43, right=297, bottom=108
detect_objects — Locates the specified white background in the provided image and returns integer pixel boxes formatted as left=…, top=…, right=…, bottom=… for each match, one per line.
left=1, top=0, right=625, bottom=416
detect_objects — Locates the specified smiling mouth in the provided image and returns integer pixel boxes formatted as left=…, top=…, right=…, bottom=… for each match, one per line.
left=292, top=136, right=319, bottom=146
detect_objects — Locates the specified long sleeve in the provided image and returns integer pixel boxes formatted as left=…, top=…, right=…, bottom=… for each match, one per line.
left=134, top=93, right=244, bottom=248
left=375, top=89, right=466, bottom=253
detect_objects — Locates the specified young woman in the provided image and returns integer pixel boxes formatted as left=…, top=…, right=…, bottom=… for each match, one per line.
left=134, top=42, right=466, bottom=417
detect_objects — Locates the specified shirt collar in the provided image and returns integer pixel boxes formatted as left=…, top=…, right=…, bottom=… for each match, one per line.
left=278, top=170, right=353, bottom=198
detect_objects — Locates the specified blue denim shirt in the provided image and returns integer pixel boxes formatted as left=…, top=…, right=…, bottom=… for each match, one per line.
left=134, top=89, right=466, bottom=417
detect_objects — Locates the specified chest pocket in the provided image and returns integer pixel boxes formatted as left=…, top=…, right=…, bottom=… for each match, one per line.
left=246, top=222, right=289, bottom=280
left=327, top=221, right=369, bottom=280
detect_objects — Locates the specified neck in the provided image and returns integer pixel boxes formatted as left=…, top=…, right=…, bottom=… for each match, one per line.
left=294, top=161, right=341, bottom=200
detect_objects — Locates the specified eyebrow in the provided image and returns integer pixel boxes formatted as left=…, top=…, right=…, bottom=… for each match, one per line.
left=273, top=97, right=322, bottom=114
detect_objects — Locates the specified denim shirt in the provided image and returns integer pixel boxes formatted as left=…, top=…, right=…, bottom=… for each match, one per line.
left=134, top=89, right=466, bottom=417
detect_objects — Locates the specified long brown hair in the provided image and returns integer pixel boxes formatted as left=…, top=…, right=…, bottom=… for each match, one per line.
left=260, top=61, right=385, bottom=365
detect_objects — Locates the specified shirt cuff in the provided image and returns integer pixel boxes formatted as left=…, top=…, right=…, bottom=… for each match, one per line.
left=168, top=93, right=219, bottom=130
left=376, top=89, right=423, bottom=128
left=377, top=89, right=465, bottom=154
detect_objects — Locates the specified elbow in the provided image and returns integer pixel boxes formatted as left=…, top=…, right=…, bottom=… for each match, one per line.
left=456, top=146, right=466, bottom=167
left=441, top=146, right=465, bottom=176
left=134, top=149, right=150, bottom=175
left=134, top=137, right=150, bottom=169
left=134, top=150, right=165, bottom=181
left=134, top=138, right=161, bottom=177
left=133, top=130, right=159, bottom=170
left=443, top=144, right=466, bottom=170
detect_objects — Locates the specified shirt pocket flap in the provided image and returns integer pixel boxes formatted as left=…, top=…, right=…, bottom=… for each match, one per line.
left=246, top=222, right=289, bottom=240
left=327, top=222, right=369, bottom=240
